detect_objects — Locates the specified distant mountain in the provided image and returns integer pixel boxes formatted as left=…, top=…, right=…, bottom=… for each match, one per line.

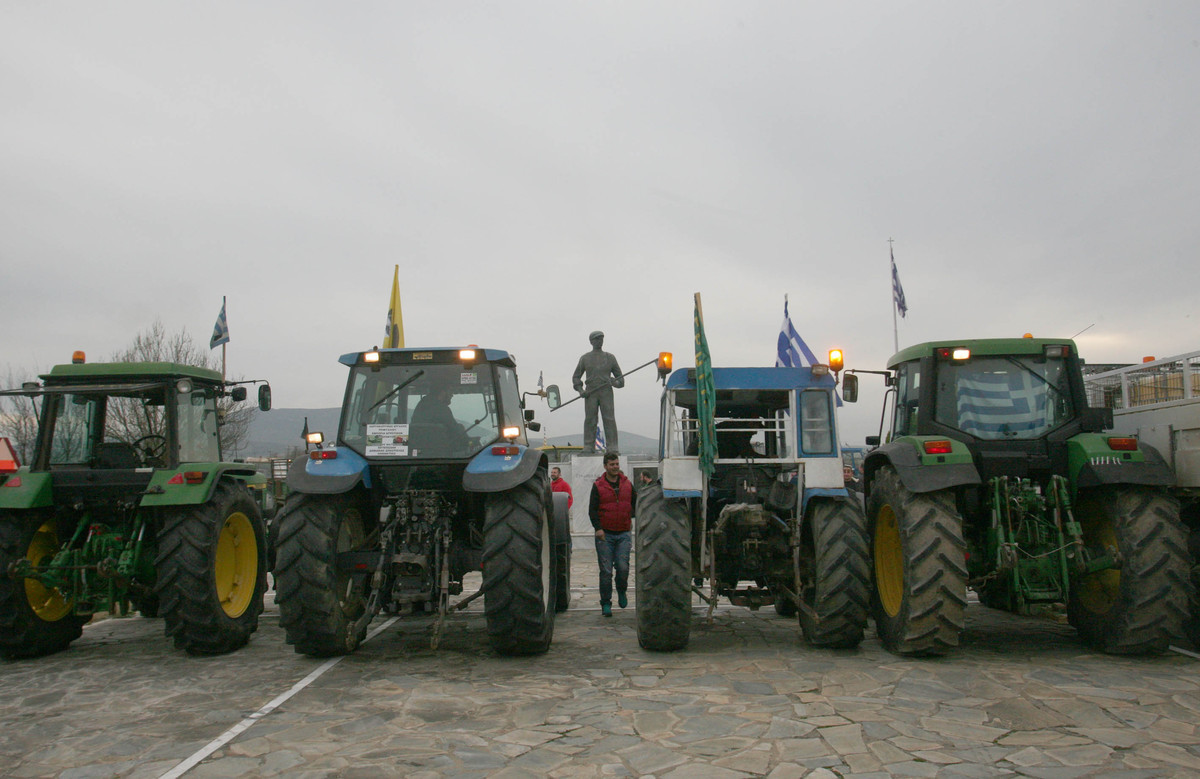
left=242, top=408, right=340, bottom=458
left=241, top=408, right=658, bottom=458
left=529, top=431, right=658, bottom=457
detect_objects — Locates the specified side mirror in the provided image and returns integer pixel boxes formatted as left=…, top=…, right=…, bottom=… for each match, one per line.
left=545, top=384, right=561, bottom=409
left=527, top=421, right=542, bottom=432
left=258, top=384, right=273, bottom=412
left=230, top=386, right=248, bottom=402
left=865, top=435, right=881, bottom=447
left=524, top=409, right=535, bottom=422
left=842, top=374, right=859, bottom=403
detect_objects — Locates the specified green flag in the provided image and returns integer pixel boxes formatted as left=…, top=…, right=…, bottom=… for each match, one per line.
left=693, top=293, right=717, bottom=477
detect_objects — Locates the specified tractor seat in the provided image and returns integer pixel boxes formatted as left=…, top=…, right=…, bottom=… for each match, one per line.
left=93, top=442, right=141, bottom=469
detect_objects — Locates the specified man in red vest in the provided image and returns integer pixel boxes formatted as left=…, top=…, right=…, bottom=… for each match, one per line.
left=551, top=466, right=573, bottom=507
left=588, top=452, right=636, bottom=617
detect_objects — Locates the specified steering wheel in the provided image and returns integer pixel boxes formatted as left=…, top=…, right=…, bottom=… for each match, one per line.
left=133, top=434, right=168, bottom=464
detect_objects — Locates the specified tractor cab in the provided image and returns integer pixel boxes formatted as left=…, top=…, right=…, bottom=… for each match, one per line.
left=334, top=347, right=530, bottom=462
left=870, top=338, right=1110, bottom=483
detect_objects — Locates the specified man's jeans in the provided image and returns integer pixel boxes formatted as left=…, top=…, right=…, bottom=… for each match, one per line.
left=595, top=530, right=631, bottom=606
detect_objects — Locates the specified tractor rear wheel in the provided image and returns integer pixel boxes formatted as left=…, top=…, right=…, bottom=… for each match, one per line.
left=552, top=493, right=572, bottom=613
left=0, top=516, right=88, bottom=659
left=1188, top=524, right=1200, bottom=650
left=799, top=497, right=870, bottom=648
left=482, top=469, right=557, bottom=655
left=1067, top=488, right=1190, bottom=654
left=635, top=484, right=692, bottom=651
left=156, top=481, right=267, bottom=655
left=867, top=466, right=967, bottom=656
left=274, top=493, right=371, bottom=657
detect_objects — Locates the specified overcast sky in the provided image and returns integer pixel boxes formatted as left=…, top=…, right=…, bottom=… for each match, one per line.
left=3, top=2, right=1198, bottom=446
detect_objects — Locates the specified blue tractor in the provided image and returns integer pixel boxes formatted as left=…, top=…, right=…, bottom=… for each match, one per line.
left=636, top=360, right=870, bottom=651
left=273, top=346, right=569, bottom=656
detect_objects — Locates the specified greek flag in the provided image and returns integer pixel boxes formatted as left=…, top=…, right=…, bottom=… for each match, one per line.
left=891, top=247, right=907, bottom=318
left=594, top=424, right=605, bottom=452
left=957, top=371, right=1048, bottom=439
left=209, top=299, right=230, bottom=349
left=776, top=295, right=818, bottom=368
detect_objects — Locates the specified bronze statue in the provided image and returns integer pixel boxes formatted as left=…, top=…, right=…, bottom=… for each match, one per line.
left=572, top=331, right=624, bottom=453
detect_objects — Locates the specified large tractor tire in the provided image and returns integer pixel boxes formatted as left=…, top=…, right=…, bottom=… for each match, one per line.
left=867, top=466, right=967, bottom=656
left=482, top=468, right=557, bottom=655
left=0, top=516, right=88, bottom=659
left=1187, top=524, right=1200, bottom=650
left=552, top=492, right=572, bottom=613
left=635, top=484, right=692, bottom=652
left=274, top=492, right=371, bottom=657
left=1067, top=488, right=1191, bottom=655
left=799, top=497, right=870, bottom=648
left=156, top=481, right=267, bottom=655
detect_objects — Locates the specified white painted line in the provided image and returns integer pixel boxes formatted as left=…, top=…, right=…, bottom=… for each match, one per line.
left=157, top=617, right=398, bottom=779
left=1168, top=644, right=1200, bottom=660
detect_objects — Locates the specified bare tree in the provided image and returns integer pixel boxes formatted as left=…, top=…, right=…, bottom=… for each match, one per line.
left=108, top=319, right=256, bottom=458
left=0, top=366, right=41, bottom=464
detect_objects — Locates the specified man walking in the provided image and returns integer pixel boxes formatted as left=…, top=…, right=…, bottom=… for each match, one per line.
left=589, top=452, right=635, bottom=617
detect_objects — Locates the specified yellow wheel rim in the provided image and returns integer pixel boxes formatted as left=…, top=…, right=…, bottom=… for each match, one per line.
left=25, top=521, right=73, bottom=622
left=215, top=511, right=258, bottom=618
left=1076, top=519, right=1119, bottom=616
left=874, top=505, right=904, bottom=618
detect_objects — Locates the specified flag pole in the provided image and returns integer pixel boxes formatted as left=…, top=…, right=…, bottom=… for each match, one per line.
left=221, top=296, right=227, bottom=382
left=889, top=239, right=898, bottom=353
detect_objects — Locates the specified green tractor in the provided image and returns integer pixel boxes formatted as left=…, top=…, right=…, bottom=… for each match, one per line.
left=844, top=337, right=1192, bottom=656
left=0, top=355, right=273, bottom=659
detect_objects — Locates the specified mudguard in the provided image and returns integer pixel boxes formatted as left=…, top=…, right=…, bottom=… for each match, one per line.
left=0, top=470, right=52, bottom=509
left=463, top=444, right=544, bottom=494
left=864, top=437, right=980, bottom=495
left=141, top=463, right=265, bottom=507
left=286, top=448, right=370, bottom=495
left=1068, top=434, right=1176, bottom=491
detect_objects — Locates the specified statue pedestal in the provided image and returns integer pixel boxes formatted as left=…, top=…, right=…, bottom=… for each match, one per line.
left=565, top=453, right=630, bottom=542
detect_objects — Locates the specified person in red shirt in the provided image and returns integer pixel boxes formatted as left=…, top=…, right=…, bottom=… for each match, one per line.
left=588, top=452, right=636, bottom=617
left=551, top=466, right=573, bottom=507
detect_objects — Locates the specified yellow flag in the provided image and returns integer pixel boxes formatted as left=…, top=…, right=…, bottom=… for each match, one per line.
left=384, top=265, right=404, bottom=348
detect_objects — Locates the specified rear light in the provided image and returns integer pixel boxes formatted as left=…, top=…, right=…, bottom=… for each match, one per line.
left=363, top=351, right=380, bottom=363
left=310, top=449, right=338, bottom=460
left=166, top=471, right=208, bottom=485
left=936, top=347, right=970, bottom=360
left=811, top=364, right=830, bottom=377
left=1044, top=344, right=1070, bottom=358
left=459, top=349, right=477, bottom=361
left=1107, top=437, right=1138, bottom=451
left=3, top=476, right=21, bottom=488
left=492, top=445, right=519, bottom=456
left=924, top=440, right=953, bottom=455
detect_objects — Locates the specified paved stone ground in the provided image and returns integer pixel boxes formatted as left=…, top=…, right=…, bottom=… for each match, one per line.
left=2, top=552, right=1198, bottom=779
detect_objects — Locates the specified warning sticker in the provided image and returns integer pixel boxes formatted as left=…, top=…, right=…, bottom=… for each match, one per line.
left=365, top=424, right=409, bottom=456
